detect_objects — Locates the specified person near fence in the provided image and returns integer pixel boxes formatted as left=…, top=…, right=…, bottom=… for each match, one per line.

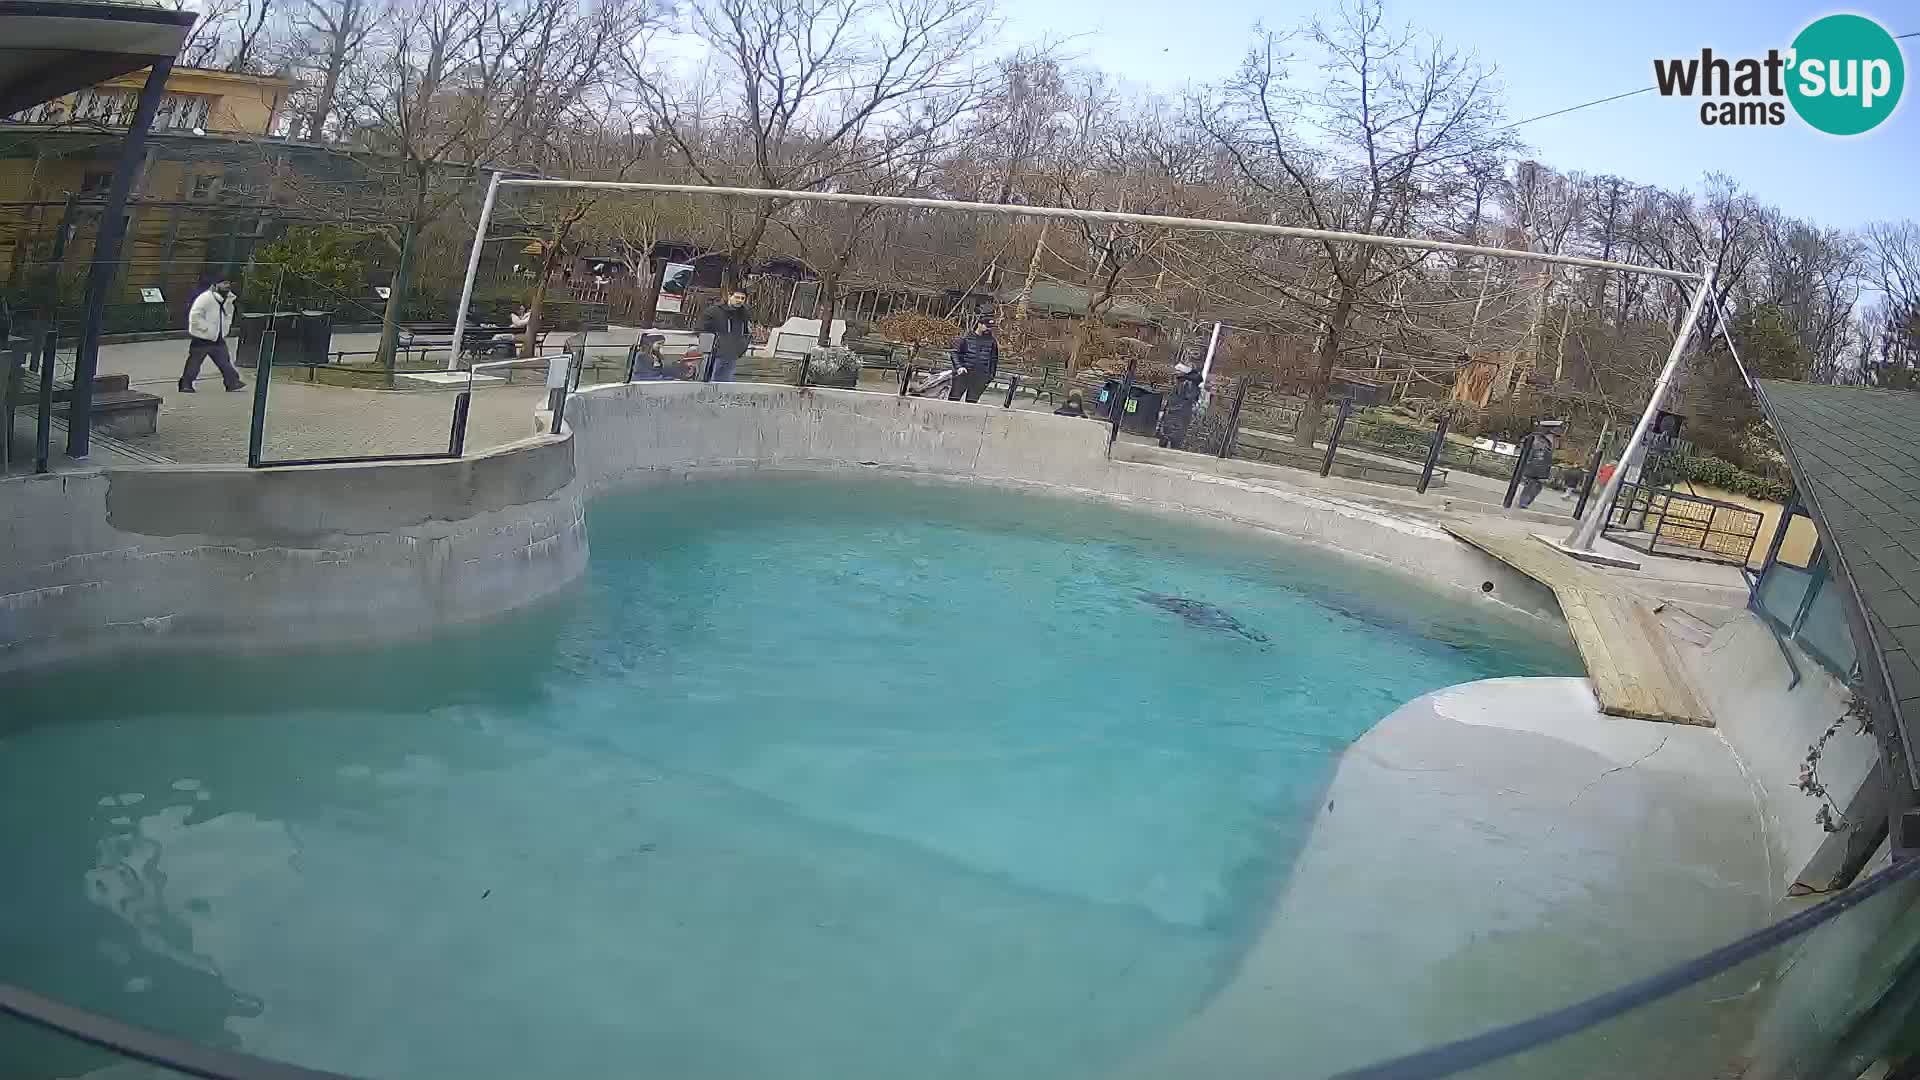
left=490, top=304, right=531, bottom=358
left=177, top=280, right=243, bottom=393
left=949, top=318, right=999, bottom=403
left=1158, top=363, right=1203, bottom=449
left=1516, top=428, right=1559, bottom=509
left=696, top=289, right=752, bottom=381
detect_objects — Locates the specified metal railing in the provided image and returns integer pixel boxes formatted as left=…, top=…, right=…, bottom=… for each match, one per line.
left=1604, top=481, right=1766, bottom=565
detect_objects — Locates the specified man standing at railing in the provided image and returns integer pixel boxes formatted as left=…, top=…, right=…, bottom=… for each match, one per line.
left=949, top=317, right=999, bottom=403
left=1158, top=362, right=1203, bottom=450
left=696, top=289, right=752, bottom=381
left=177, top=279, right=243, bottom=393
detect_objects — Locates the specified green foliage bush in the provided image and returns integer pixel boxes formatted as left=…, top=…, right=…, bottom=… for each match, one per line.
left=1670, top=453, right=1792, bottom=502
left=249, top=226, right=369, bottom=311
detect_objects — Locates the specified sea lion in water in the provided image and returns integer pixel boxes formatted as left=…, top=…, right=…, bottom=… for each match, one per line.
left=1138, top=593, right=1269, bottom=643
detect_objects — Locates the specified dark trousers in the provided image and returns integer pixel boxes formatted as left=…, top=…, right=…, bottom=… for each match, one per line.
left=948, top=367, right=992, bottom=403
left=1517, top=477, right=1545, bottom=509
left=181, top=337, right=242, bottom=389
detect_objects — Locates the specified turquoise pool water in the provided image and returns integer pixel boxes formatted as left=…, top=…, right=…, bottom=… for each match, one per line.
left=0, top=476, right=1576, bottom=1079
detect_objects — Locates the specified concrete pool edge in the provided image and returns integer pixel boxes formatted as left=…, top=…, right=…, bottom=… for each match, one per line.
left=0, top=432, right=586, bottom=673
left=2, top=380, right=1564, bottom=672
left=565, top=382, right=1568, bottom=628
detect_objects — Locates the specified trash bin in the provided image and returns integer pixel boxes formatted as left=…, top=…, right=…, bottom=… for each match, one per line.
left=296, top=310, right=334, bottom=366
left=1123, top=387, right=1164, bottom=436
left=257, top=312, right=298, bottom=365
left=235, top=312, right=269, bottom=367
left=1095, top=378, right=1122, bottom=418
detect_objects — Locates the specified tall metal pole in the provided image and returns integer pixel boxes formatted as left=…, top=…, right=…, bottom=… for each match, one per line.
left=67, top=57, right=173, bottom=459
left=447, top=170, right=502, bottom=372
left=1563, top=261, right=1716, bottom=553
left=1197, top=320, right=1222, bottom=410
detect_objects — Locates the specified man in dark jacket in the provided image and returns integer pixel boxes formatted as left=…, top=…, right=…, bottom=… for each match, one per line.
left=949, top=318, right=999, bottom=403
left=1158, top=363, right=1203, bottom=449
left=696, top=289, right=752, bottom=381
left=1516, top=427, right=1559, bottom=509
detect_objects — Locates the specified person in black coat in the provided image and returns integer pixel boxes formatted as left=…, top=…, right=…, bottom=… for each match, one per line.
left=696, top=289, right=752, bottom=381
left=1516, top=427, right=1559, bottom=509
left=1158, top=363, right=1203, bottom=449
left=949, top=318, right=999, bottom=403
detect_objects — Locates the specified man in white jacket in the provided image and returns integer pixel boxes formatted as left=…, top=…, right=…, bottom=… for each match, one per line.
left=178, top=280, right=244, bottom=393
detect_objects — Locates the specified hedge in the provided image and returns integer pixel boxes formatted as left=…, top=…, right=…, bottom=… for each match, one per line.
left=1669, top=454, right=1792, bottom=502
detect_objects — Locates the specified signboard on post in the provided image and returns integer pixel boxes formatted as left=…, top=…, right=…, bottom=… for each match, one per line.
left=655, top=262, right=695, bottom=313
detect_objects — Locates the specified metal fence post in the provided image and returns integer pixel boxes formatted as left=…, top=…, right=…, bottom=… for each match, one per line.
left=246, top=331, right=275, bottom=467
left=1002, top=374, right=1021, bottom=408
left=33, top=329, right=55, bottom=474
left=1320, top=397, right=1353, bottom=477
left=1503, top=433, right=1537, bottom=509
left=0, top=346, right=20, bottom=475
left=448, top=390, right=472, bottom=456
left=1108, top=358, right=1138, bottom=449
left=1572, top=436, right=1609, bottom=520
left=1217, top=376, right=1249, bottom=459
left=797, top=352, right=811, bottom=388
left=1416, top=411, right=1450, bottom=494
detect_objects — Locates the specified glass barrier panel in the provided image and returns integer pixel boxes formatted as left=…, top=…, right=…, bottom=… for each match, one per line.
left=1757, top=562, right=1816, bottom=628
left=1345, top=859, right=1920, bottom=1080
left=1797, top=569, right=1860, bottom=676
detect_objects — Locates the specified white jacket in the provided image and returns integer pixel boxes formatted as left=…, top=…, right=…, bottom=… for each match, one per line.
left=187, top=289, right=232, bottom=342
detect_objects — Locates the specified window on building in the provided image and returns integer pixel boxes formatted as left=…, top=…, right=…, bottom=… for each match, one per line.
left=78, top=171, right=113, bottom=195
left=190, top=174, right=220, bottom=200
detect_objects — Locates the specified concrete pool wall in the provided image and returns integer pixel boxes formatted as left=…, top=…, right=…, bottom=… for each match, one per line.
left=0, top=435, right=585, bottom=672
left=564, top=381, right=1564, bottom=622
left=2, top=380, right=1556, bottom=669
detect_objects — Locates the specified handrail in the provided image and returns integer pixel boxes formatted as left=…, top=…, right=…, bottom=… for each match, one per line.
left=1333, top=850, right=1920, bottom=1079
left=0, top=983, right=359, bottom=1080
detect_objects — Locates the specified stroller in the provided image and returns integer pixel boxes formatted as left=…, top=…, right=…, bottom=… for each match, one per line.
left=909, top=367, right=956, bottom=398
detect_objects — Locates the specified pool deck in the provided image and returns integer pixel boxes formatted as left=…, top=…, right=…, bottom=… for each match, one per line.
left=1443, top=523, right=1713, bottom=726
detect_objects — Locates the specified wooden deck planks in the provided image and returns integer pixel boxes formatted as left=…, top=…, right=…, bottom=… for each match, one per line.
left=1444, top=524, right=1712, bottom=727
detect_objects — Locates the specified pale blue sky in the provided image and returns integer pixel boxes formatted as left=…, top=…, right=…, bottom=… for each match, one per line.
left=1003, top=0, right=1916, bottom=229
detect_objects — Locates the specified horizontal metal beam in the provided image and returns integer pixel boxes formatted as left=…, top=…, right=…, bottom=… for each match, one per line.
left=498, top=179, right=1702, bottom=282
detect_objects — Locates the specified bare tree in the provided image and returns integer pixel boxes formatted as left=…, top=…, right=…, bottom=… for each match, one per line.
left=289, top=0, right=377, bottom=139
left=632, top=0, right=997, bottom=289
left=1204, top=0, right=1516, bottom=445
left=777, top=130, right=940, bottom=345
left=283, top=0, right=653, bottom=368
left=226, top=0, right=278, bottom=74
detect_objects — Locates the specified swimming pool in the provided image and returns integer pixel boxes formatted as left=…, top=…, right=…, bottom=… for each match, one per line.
left=0, top=475, right=1577, bottom=1078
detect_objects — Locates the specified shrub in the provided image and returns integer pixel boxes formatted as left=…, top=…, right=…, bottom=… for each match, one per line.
left=801, top=346, right=861, bottom=388
left=1671, top=453, right=1792, bottom=502
left=874, top=311, right=961, bottom=346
